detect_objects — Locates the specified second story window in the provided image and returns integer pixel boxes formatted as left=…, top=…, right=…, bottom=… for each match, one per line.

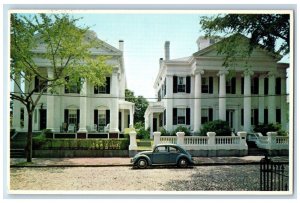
left=94, top=77, right=110, bottom=94
left=202, top=77, right=213, bottom=94
left=226, top=77, right=236, bottom=94
left=65, top=76, right=80, bottom=94
left=177, top=77, right=186, bottom=92
left=34, top=76, right=47, bottom=93
left=173, top=76, right=191, bottom=93
left=251, top=77, right=259, bottom=94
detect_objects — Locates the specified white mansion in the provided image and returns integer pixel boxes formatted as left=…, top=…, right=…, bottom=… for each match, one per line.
left=145, top=35, right=289, bottom=136
left=12, top=32, right=134, bottom=138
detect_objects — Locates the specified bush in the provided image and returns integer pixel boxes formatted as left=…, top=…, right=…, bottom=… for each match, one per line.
left=160, top=128, right=171, bottom=136
left=136, top=128, right=150, bottom=139
left=200, top=120, right=231, bottom=136
left=253, top=123, right=287, bottom=136
left=172, top=126, right=191, bottom=136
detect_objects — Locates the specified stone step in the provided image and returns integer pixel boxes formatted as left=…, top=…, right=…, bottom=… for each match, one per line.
left=10, top=149, right=25, bottom=158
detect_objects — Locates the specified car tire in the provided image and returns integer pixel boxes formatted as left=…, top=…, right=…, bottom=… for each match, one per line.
left=177, top=157, right=188, bottom=168
left=137, top=158, right=148, bottom=169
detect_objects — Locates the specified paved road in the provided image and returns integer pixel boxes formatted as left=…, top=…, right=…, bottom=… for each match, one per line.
left=10, top=165, right=284, bottom=191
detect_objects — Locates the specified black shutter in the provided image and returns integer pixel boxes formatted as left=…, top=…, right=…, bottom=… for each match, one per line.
left=276, top=77, right=281, bottom=95
left=241, top=109, right=244, bottom=125
left=241, top=77, right=244, bottom=94
left=254, top=109, right=259, bottom=125
left=119, top=112, right=122, bottom=131
left=65, top=76, right=69, bottom=93
left=186, top=76, right=191, bottom=93
left=173, top=108, right=177, bottom=125
left=34, top=76, right=39, bottom=92
left=94, top=86, right=98, bottom=94
left=264, top=78, right=269, bottom=95
left=209, top=108, right=213, bottom=121
left=106, top=110, right=110, bottom=125
left=163, top=109, right=166, bottom=125
left=276, top=109, right=281, bottom=123
left=231, top=77, right=236, bottom=94
left=64, top=109, right=69, bottom=124
left=173, top=76, right=178, bottom=93
left=254, top=77, right=259, bottom=94
left=106, top=77, right=110, bottom=94
left=77, top=110, right=80, bottom=129
left=94, top=109, right=98, bottom=126
left=209, top=77, right=213, bottom=94
left=186, top=108, right=190, bottom=125
left=264, top=109, right=268, bottom=124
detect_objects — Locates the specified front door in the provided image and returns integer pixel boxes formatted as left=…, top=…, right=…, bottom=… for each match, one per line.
left=39, top=109, right=47, bottom=130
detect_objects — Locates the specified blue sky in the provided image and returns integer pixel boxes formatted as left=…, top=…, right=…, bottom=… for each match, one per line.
left=71, top=13, right=207, bottom=100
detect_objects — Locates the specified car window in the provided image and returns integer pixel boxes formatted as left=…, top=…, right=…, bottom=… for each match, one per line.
left=154, top=146, right=168, bottom=153
left=169, top=146, right=179, bottom=153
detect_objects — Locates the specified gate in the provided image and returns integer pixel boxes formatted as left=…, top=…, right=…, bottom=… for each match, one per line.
left=260, top=155, right=289, bottom=191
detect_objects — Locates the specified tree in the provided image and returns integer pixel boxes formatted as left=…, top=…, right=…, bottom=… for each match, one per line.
left=10, top=14, right=112, bottom=162
left=125, top=89, right=148, bottom=124
left=200, top=14, right=290, bottom=68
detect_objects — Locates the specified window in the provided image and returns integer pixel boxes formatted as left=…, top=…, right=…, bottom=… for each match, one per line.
left=34, top=76, right=47, bottom=93
left=226, top=77, right=236, bottom=94
left=251, top=109, right=259, bottom=125
left=202, top=77, right=213, bottom=94
left=241, top=77, right=244, bottom=94
left=275, top=77, right=281, bottom=95
left=163, top=109, right=166, bottom=125
left=155, top=146, right=168, bottom=153
left=68, top=109, right=78, bottom=125
left=169, top=146, right=179, bottom=153
left=65, top=77, right=80, bottom=94
left=173, top=76, right=190, bottom=93
left=98, top=110, right=106, bottom=132
left=177, top=77, right=186, bottom=92
left=201, top=108, right=213, bottom=124
left=177, top=108, right=186, bottom=124
left=94, top=77, right=110, bottom=94
left=251, top=77, right=259, bottom=94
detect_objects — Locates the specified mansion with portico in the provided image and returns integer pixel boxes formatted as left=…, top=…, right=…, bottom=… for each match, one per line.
left=12, top=31, right=134, bottom=138
left=145, top=35, right=289, bottom=136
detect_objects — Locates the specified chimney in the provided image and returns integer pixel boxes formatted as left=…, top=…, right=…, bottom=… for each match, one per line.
left=159, top=58, right=163, bottom=69
left=119, top=40, right=124, bottom=52
left=164, top=41, right=170, bottom=60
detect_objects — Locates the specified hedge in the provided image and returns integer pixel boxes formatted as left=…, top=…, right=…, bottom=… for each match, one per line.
left=32, top=138, right=129, bottom=150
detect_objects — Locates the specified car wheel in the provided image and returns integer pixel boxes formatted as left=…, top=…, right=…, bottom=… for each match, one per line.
left=177, top=158, right=188, bottom=168
left=137, top=158, right=148, bottom=169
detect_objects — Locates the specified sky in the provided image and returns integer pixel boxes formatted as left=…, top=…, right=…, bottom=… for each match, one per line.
left=71, top=13, right=207, bottom=100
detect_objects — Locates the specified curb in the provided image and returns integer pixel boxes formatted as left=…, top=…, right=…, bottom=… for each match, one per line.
left=11, top=161, right=288, bottom=168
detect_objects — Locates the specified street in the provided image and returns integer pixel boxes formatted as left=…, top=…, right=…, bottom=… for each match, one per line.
left=10, top=165, right=264, bottom=191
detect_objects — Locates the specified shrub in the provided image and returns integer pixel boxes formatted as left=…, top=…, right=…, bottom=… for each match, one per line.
left=253, top=123, right=287, bottom=136
left=172, top=126, right=191, bottom=136
left=136, top=127, right=150, bottom=139
left=200, top=120, right=231, bottom=136
left=160, top=128, right=171, bottom=136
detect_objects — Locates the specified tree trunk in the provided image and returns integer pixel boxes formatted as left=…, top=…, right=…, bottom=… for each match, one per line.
left=25, top=110, right=33, bottom=162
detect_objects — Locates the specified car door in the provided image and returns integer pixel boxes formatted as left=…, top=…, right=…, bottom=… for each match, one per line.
left=152, top=146, right=169, bottom=165
left=169, top=146, right=181, bottom=164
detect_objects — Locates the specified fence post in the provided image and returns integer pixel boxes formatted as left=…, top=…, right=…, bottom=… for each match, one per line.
left=129, top=131, right=137, bottom=150
left=176, top=132, right=185, bottom=145
left=153, top=131, right=161, bottom=146
left=237, top=131, right=248, bottom=150
left=267, top=132, right=277, bottom=150
left=207, top=132, right=216, bottom=145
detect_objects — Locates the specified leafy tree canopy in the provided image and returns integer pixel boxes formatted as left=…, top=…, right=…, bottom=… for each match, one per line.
left=125, top=89, right=148, bottom=124
left=200, top=14, right=290, bottom=68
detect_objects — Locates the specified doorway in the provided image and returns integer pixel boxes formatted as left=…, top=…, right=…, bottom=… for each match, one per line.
left=39, top=109, right=47, bottom=130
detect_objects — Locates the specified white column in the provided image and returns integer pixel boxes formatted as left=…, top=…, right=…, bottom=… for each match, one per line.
left=46, top=68, right=57, bottom=132
left=149, top=113, right=153, bottom=138
left=258, top=75, right=265, bottom=124
left=109, top=67, right=120, bottom=133
left=129, top=105, right=134, bottom=128
left=217, top=70, right=228, bottom=121
left=121, top=109, right=125, bottom=132
left=268, top=72, right=276, bottom=123
left=281, top=76, right=287, bottom=130
left=193, top=69, right=204, bottom=132
left=166, top=75, right=173, bottom=131
left=78, top=80, right=87, bottom=132
left=12, top=73, right=21, bottom=131
left=243, top=70, right=253, bottom=132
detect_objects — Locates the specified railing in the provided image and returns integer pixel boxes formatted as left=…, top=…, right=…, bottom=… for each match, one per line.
left=184, top=136, right=208, bottom=145
left=160, top=136, right=177, bottom=144
left=256, top=132, right=289, bottom=150
left=215, top=136, right=240, bottom=145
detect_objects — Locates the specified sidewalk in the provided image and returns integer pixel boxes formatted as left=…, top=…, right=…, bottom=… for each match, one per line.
left=10, top=156, right=289, bottom=167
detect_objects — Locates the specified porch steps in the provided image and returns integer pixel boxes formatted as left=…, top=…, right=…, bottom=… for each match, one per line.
left=10, top=149, right=25, bottom=158
left=10, top=132, right=40, bottom=149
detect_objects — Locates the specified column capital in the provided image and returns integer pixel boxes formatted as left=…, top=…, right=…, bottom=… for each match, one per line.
left=243, top=69, right=254, bottom=77
left=267, top=71, right=278, bottom=77
left=112, top=66, right=119, bottom=74
left=194, top=68, right=204, bottom=75
left=217, top=70, right=229, bottom=76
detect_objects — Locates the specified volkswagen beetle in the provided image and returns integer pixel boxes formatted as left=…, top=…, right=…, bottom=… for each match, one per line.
left=131, top=144, right=194, bottom=169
